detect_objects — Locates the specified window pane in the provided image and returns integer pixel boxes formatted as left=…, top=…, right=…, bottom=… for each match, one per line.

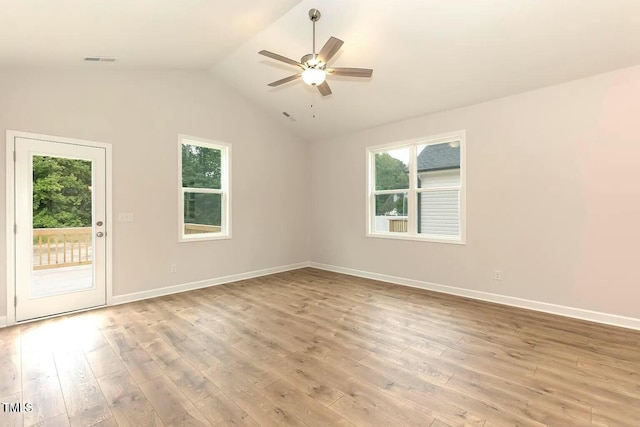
left=416, top=141, right=461, bottom=238
left=183, top=192, right=222, bottom=235
left=182, top=144, right=221, bottom=189
left=374, top=193, right=408, bottom=233
left=375, top=148, right=409, bottom=191
left=416, top=142, right=460, bottom=188
left=417, top=189, right=460, bottom=237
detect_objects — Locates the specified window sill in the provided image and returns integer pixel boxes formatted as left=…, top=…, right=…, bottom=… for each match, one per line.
left=179, top=234, right=231, bottom=243
left=366, top=232, right=466, bottom=245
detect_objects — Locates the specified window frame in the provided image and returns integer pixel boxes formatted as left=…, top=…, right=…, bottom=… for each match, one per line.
left=178, top=135, right=231, bottom=242
left=366, top=130, right=466, bottom=244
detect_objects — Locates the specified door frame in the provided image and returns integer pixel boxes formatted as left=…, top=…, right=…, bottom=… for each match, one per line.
left=5, top=130, right=113, bottom=325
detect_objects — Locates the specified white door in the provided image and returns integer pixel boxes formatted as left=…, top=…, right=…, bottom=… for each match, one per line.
left=13, top=136, right=107, bottom=321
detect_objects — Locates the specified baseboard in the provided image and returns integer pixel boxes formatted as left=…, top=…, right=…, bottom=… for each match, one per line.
left=8, top=260, right=639, bottom=332
left=112, top=262, right=310, bottom=306
left=309, top=262, right=640, bottom=331
left=0, top=316, right=6, bottom=328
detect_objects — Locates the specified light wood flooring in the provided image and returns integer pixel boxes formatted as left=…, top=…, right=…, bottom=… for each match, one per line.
left=1, top=268, right=639, bottom=426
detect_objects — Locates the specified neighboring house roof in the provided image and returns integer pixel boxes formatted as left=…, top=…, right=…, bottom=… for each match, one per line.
left=417, top=143, right=460, bottom=172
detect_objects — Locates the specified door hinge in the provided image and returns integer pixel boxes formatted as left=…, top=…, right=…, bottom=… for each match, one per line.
left=14, top=296, right=17, bottom=307
left=13, top=151, right=16, bottom=162
left=14, top=224, right=17, bottom=234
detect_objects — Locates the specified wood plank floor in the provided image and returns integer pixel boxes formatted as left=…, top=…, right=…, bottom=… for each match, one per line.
left=1, top=267, right=639, bottom=426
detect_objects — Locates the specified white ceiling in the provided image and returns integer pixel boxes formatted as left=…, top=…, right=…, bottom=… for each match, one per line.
left=2, top=0, right=640, bottom=140
left=215, top=0, right=640, bottom=139
left=0, top=0, right=302, bottom=69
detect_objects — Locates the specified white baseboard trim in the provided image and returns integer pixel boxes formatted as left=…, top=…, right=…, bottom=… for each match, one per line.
left=7, top=260, right=639, bottom=332
left=112, top=262, right=310, bottom=306
left=309, top=262, right=640, bottom=331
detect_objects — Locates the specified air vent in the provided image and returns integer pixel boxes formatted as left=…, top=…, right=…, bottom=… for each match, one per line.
left=84, top=57, right=117, bottom=62
left=282, top=111, right=296, bottom=121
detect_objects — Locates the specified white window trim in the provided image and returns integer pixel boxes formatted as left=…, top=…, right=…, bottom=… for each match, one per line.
left=178, top=134, right=231, bottom=242
left=366, top=130, right=466, bottom=245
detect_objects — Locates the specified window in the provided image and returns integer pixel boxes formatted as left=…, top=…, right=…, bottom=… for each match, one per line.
left=179, top=136, right=231, bottom=241
left=367, top=131, right=465, bottom=243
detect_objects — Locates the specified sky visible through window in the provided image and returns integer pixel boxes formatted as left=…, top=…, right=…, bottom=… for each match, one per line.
left=387, top=147, right=409, bottom=165
left=387, top=144, right=451, bottom=165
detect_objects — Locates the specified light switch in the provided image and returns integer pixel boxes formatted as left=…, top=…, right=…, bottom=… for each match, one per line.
left=118, top=212, right=134, bottom=222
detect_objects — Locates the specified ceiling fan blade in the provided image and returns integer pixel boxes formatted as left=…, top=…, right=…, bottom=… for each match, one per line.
left=317, top=81, right=332, bottom=96
left=268, top=74, right=302, bottom=87
left=259, top=50, right=303, bottom=68
left=317, top=36, right=344, bottom=64
left=327, top=67, right=373, bottom=78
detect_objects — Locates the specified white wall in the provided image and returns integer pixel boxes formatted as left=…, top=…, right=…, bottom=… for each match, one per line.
left=310, top=64, right=640, bottom=320
left=0, top=68, right=310, bottom=317
left=4, top=64, right=640, bottom=324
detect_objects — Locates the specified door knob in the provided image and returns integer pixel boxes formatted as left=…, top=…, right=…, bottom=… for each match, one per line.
left=96, top=232, right=104, bottom=237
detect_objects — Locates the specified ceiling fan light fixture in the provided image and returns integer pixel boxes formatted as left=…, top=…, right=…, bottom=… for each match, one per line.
left=302, top=67, right=326, bottom=86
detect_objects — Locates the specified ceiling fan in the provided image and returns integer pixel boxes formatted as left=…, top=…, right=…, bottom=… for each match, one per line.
left=258, top=8, right=373, bottom=96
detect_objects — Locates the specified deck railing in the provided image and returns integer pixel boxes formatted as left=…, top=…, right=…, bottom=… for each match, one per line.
left=388, top=219, right=408, bottom=232
left=184, top=223, right=222, bottom=234
left=33, top=227, right=92, bottom=270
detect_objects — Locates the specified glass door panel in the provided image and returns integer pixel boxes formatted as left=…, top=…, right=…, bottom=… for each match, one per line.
left=31, top=156, right=94, bottom=298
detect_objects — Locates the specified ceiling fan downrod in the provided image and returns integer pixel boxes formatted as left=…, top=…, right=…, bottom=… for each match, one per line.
left=309, top=9, right=321, bottom=62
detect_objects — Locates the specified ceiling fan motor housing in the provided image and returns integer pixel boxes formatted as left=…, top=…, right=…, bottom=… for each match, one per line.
left=301, top=53, right=324, bottom=68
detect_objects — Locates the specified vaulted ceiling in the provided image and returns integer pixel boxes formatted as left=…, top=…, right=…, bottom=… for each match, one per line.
left=3, top=0, right=640, bottom=140
left=0, top=0, right=302, bottom=69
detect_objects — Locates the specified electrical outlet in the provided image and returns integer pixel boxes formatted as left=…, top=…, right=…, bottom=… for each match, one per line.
left=494, top=270, right=503, bottom=281
left=170, top=264, right=177, bottom=273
